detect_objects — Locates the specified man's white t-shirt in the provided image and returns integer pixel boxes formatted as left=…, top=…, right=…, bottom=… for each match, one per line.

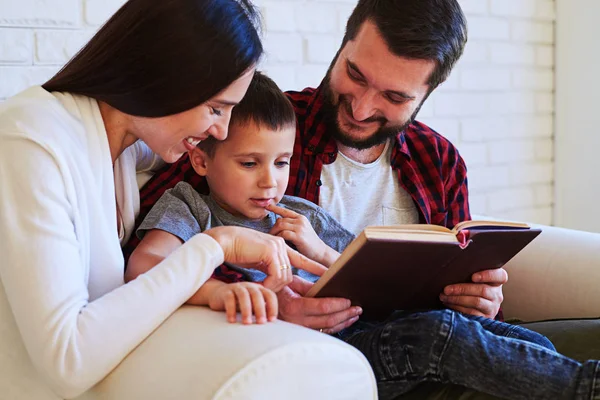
left=319, top=140, right=420, bottom=236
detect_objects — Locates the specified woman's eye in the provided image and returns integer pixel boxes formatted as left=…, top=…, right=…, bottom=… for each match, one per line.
left=211, top=107, right=223, bottom=116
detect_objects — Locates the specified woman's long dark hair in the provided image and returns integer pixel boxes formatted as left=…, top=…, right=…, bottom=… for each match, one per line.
left=43, top=0, right=262, bottom=117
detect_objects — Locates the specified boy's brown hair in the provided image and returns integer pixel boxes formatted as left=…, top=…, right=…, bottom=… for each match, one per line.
left=198, top=71, right=296, bottom=157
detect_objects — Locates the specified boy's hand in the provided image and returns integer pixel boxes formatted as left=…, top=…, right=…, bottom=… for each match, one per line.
left=208, top=282, right=278, bottom=324
left=268, top=204, right=338, bottom=266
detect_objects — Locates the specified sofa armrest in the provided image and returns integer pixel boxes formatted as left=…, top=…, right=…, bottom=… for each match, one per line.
left=76, top=306, right=376, bottom=400
left=501, top=224, right=600, bottom=322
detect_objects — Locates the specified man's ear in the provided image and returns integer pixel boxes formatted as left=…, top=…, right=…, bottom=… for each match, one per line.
left=189, top=147, right=209, bottom=176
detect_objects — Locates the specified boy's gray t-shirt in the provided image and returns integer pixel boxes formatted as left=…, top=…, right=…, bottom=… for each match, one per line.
left=137, top=181, right=356, bottom=282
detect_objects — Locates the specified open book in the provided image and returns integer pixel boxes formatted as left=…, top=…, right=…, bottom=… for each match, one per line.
left=305, top=220, right=541, bottom=319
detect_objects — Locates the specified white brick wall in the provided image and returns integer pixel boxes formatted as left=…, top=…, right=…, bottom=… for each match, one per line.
left=0, top=0, right=556, bottom=225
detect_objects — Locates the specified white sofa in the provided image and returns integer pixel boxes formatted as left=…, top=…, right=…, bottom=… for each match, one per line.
left=1, top=223, right=599, bottom=399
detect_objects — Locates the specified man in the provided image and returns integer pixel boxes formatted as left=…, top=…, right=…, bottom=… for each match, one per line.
left=131, top=0, right=600, bottom=399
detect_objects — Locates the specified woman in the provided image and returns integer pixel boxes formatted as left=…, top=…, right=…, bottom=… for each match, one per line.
left=0, top=0, right=375, bottom=399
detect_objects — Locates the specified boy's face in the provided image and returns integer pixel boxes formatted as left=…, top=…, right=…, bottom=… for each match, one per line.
left=190, top=121, right=295, bottom=220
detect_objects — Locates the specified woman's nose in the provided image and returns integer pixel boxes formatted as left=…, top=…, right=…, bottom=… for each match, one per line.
left=207, top=121, right=228, bottom=141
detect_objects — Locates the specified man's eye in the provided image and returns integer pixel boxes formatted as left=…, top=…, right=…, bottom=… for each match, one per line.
left=385, top=94, right=406, bottom=105
left=347, top=67, right=362, bottom=82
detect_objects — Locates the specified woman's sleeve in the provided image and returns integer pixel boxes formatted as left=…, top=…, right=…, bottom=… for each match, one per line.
left=0, top=137, right=223, bottom=399
left=134, top=140, right=166, bottom=173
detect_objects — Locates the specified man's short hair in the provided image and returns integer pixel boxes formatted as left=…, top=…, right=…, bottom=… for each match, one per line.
left=343, top=0, right=467, bottom=89
left=198, top=71, right=296, bottom=157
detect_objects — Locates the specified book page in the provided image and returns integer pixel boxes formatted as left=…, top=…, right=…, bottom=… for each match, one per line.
left=452, top=220, right=530, bottom=233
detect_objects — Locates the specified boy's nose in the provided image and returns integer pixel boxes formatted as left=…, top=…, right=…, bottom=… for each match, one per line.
left=259, top=169, right=277, bottom=188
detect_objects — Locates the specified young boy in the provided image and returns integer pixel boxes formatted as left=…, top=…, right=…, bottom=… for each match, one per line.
left=127, top=72, right=600, bottom=400
left=126, top=71, right=355, bottom=324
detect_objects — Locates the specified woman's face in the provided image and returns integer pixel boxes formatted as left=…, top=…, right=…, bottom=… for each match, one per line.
left=132, top=68, right=255, bottom=163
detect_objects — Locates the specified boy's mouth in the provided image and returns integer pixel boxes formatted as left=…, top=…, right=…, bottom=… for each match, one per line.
left=250, top=198, right=274, bottom=208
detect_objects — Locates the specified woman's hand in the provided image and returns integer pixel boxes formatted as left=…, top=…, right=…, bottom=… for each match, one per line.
left=267, top=204, right=340, bottom=267
left=204, top=226, right=327, bottom=292
left=208, top=282, right=278, bottom=324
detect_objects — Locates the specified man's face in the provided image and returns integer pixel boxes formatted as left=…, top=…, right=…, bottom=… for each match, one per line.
left=323, top=20, right=436, bottom=150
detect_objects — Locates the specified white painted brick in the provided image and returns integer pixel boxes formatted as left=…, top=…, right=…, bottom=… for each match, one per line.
left=433, top=93, right=487, bottom=117
left=0, top=28, right=32, bottom=64
left=417, top=118, right=460, bottom=144
left=536, top=45, right=554, bottom=67
left=0, top=66, right=59, bottom=98
left=468, top=17, right=510, bottom=40
left=459, top=69, right=511, bottom=91
left=294, top=3, right=337, bottom=34
left=469, top=194, right=488, bottom=215
left=458, top=0, right=488, bottom=15
left=461, top=117, right=510, bottom=142
left=512, top=68, right=553, bottom=90
left=0, top=0, right=80, bottom=27
left=489, top=43, right=536, bottom=66
left=337, top=5, right=354, bottom=33
left=261, top=2, right=296, bottom=33
left=488, top=140, right=536, bottom=164
left=460, top=41, right=488, bottom=65
left=500, top=206, right=552, bottom=225
left=304, top=35, right=339, bottom=64
left=458, top=143, right=488, bottom=166
left=535, top=0, right=556, bottom=21
left=488, top=187, right=535, bottom=212
left=510, top=115, right=553, bottom=138
left=468, top=166, right=511, bottom=190
left=262, top=65, right=297, bottom=92
left=490, top=0, right=536, bottom=18
left=263, top=33, right=303, bottom=63
left=534, top=138, right=554, bottom=160
left=416, top=97, right=435, bottom=119
left=535, top=92, right=554, bottom=113
left=512, top=21, right=554, bottom=44
left=34, top=30, right=92, bottom=64
left=295, top=64, right=328, bottom=90
left=437, top=69, right=460, bottom=91
left=83, top=0, right=125, bottom=26
left=534, top=184, right=554, bottom=206
left=509, top=162, right=553, bottom=185
left=487, top=92, right=536, bottom=115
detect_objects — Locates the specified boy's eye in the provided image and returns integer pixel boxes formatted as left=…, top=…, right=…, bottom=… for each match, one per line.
left=211, top=107, right=223, bottom=116
left=240, top=161, right=256, bottom=168
left=275, top=161, right=290, bottom=168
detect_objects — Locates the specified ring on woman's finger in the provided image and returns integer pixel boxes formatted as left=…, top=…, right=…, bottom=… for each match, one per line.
left=319, top=328, right=324, bottom=333
left=279, top=264, right=290, bottom=270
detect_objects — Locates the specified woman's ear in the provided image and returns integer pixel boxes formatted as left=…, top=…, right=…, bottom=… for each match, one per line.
left=189, top=147, right=209, bottom=176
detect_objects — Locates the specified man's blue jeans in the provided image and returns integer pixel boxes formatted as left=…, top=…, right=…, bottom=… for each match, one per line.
left=336, top=309, right=600, bottom=400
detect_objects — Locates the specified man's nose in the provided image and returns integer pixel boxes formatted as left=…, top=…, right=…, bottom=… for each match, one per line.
left=351, top=89, right=378, bottom=122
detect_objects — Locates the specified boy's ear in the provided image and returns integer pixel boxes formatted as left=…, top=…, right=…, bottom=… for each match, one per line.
left=189, top=147, right=209, bottom=176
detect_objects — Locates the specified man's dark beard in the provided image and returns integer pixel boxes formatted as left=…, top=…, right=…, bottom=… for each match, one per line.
left=321, top=74, right=420, bottom=151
